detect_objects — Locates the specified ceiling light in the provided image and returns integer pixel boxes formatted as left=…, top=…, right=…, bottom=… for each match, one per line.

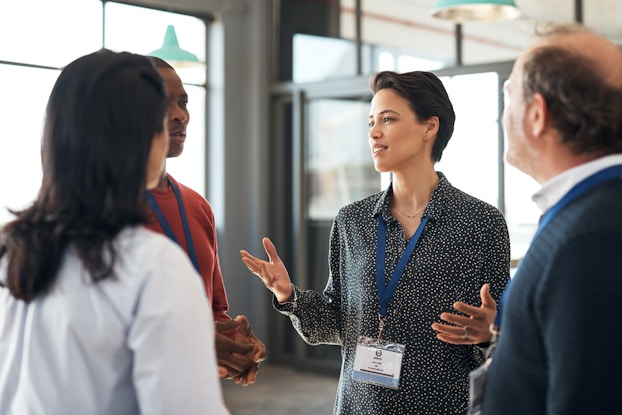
left=148, top=25, right=204, bottom=69
left=431, top=0, right=521, bottom=22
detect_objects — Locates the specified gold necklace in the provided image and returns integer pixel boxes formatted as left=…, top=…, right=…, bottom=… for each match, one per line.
left=393, top=204, right=425, bottom=219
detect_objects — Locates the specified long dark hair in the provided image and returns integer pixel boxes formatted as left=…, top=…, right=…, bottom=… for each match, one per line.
left=0, top=49, right=168, bottom=302
left=370, top=70, right=456, bottom=162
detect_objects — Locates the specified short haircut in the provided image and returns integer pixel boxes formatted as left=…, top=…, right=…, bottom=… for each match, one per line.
left=370, top=71, right=456, bottom=162
left=148, top=55, right=176, bottom=71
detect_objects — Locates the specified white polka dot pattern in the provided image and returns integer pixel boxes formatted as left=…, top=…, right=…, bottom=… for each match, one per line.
left=275, top=172, right=511, bottom=415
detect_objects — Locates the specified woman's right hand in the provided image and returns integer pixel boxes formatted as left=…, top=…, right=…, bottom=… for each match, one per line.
left=240, top=237, right=293, bottom=303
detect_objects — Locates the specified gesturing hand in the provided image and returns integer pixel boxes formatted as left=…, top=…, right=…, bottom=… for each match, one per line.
left=240, top=237, right=293, bottom=303
left=431, top=283, right=497, bottom=345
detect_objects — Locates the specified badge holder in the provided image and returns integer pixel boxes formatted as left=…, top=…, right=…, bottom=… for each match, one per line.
left=352, top=318, right=405, bottom=390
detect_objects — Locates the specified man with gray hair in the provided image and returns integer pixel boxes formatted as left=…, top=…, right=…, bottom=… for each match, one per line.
left=481, top=24, right=622, bottom=414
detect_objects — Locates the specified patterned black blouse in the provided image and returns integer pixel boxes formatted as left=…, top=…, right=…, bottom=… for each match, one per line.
left=275, top=172, right=511, bottom=415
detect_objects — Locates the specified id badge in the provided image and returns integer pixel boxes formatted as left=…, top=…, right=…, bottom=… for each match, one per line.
left=352, top=336, right=405, bottom=390
left=468, top=358, right=492, bottom=415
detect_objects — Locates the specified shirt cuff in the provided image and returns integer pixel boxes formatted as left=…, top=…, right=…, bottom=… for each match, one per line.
left=273, top=284, right=298, bottom=312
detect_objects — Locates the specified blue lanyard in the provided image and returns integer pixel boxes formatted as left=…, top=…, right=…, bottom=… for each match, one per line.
left=146, top=178, right=201, bottom=274
left=376, top=215, right=429, bottom=317
left=494, top=164, right=622, bottom=329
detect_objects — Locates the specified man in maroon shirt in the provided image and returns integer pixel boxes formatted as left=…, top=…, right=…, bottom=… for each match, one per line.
left=146, top=56, right=266, bottom=385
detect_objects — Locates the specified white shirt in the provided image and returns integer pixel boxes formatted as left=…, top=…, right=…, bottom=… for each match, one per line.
left=532, top=154, right=622, bottom=213
left=0, top=227, right=229, bottom=415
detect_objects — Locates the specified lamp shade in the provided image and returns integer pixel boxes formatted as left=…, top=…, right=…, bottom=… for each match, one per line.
left=431, top=0, right=521, bottom=22
left=148, top=25, right=204, bottom=68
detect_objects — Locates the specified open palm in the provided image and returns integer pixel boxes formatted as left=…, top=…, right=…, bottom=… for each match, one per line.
left=240, top=237, right=293, bottom=303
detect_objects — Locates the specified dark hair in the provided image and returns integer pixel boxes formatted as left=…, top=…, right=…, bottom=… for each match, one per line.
left=0, top=49, right=168, bottom=302
left=522, top=38, right=622, bottom=154
left=370, top=71, right=456, bottom=162
left=147, top=55, right=175, bottom=71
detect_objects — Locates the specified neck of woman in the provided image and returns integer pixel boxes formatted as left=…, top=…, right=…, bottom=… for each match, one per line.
left=391, top=168, right=439, bottom=217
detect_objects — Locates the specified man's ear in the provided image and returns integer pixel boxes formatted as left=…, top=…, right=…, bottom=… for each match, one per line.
left=526, top=93, right=548, bottom=138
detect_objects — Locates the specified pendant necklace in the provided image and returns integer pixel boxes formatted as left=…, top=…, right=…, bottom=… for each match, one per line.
left=393, top=204, right=425, bottom=219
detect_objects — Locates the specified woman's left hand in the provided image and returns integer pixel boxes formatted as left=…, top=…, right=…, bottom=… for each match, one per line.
left=431, top=283, right=497, bottom=345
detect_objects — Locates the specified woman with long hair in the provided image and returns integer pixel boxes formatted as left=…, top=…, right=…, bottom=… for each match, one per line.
left=0, top=49, right=228, bottom=414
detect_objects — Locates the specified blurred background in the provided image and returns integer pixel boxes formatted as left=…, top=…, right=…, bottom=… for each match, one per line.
left=1, top=0, right=618, bottom=412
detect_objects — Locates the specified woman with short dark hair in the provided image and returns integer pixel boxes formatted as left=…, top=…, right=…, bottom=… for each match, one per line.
left=242, top=70, right=510, bottom=414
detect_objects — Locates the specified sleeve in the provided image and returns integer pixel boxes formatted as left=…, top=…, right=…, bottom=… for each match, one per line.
left=538, top=232, right=622, bottom=413
left=209, top=235, right=230, bottom=323
left=481, top=208, right=511, bottom=301
left=201, top=196, right=230, bottom=323
left=473, top=207, right=511, bottom=361
left=273, top=219, right=343, bottom=346
left=128, top=246, right=229, bottom=415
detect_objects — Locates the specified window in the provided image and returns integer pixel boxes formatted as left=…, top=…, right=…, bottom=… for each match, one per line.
left=0, top=0, right=102, bottom=224
left=437, top=72, right=500, bottom=208
left=0, top=0, right=102, bottom=68
left=0, top=65, right=59, bottom=223
left=305, top=98, right=383, bottom=219
left=0, top=1, right=207, bottom=225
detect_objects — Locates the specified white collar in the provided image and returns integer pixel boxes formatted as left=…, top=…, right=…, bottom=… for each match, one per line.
left=532, top=154, right=622, bottom=213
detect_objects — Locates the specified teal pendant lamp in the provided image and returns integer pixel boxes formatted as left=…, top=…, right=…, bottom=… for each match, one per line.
left=431, top=0, right=521, bottom=22
left=148, top=25, right=204, bottom=68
